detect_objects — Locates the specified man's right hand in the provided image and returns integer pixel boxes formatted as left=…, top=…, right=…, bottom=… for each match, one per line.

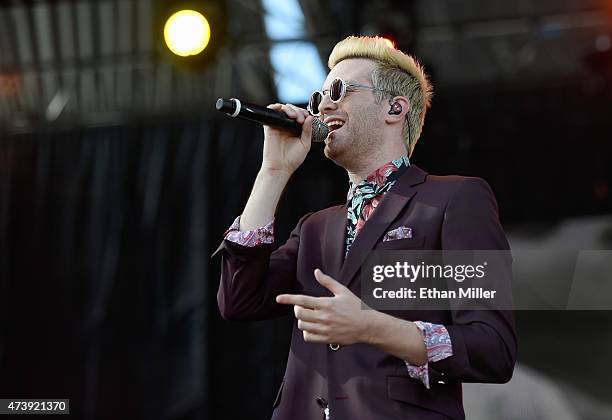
left=238, top=104, right=313, bottom=232
left=262, top=103, right=313, bottom=176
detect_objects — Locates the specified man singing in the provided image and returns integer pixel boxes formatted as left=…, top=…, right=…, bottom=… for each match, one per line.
left=214, top=36, right=517, bottom=419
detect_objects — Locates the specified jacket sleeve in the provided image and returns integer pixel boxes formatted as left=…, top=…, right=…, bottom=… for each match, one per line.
left=429, top=177, right=517, bottom=386
left=213, top=212, right=313, bottom=321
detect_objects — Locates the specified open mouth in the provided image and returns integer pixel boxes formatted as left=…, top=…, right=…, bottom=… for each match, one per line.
left=327, top=120, right=345, bottom=133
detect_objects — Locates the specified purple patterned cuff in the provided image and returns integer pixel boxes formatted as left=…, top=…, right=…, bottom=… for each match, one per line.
left=224, top=215, right=275, bottom=247
left=404, top=321, right=453, bottom=389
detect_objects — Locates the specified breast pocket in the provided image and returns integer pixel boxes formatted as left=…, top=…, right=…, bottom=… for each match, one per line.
left=376, top=235, right=426, bottom=251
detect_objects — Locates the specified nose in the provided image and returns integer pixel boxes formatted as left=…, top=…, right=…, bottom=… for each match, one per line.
left=318, top=91, right=338, bottom=115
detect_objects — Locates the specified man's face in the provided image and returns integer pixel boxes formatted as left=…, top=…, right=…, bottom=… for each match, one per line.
left=318, top=58, right=386, bottom=167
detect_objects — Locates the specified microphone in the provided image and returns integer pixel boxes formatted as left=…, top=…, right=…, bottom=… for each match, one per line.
left=215, top=98, right=328, bottom=143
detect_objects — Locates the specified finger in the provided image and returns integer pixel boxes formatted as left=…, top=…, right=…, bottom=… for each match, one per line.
left=297, top=319, right=327, bottom=335
left=314, top=268, right=345, bottom=295
left=284, top=103, right=308, bottom=117
left=276, top=294, right=320, bottom=309
left=280, top=104, right=299, bottom=121
left=282, top=104, right=306, bottom=124
left=267, top=103, right=283, bottom=110
left=302, top=330, right=328, bottom=343
left=293, top=305, right=319, bottom=322
left=300, top=115, right=314, bottom=145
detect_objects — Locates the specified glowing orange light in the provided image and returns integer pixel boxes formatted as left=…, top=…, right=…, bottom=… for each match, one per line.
left=0, top=74, right=20, bottom=96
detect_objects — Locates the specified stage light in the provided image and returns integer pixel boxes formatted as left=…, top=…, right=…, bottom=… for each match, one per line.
left=164, top=10, right=211, bottom=57
left=0, top=74, right=20, bottom=96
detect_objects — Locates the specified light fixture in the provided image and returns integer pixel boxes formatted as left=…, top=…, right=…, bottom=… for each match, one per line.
left=164, top=10, right=211, bottom=57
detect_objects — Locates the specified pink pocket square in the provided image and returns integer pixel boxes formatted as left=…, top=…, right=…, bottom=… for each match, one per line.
left=382, top=226, right=413, bottom=242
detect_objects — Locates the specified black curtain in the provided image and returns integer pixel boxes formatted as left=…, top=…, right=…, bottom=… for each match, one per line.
left=0, top=121, right=211, bottom=420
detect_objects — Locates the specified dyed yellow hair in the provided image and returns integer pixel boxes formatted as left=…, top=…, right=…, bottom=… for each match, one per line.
left=328, top=36, right=433, bottom=156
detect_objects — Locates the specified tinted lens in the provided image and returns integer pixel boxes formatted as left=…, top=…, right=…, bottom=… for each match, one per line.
left=308, top=91, right=322, bottom=115
left=330, top=78, right=344, bottom=101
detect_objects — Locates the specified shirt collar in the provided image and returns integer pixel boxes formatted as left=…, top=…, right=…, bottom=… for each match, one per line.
left=346, top=155, right=410, bottom=201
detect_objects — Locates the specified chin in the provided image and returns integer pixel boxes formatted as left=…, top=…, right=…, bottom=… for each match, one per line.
left=323, top=132, right=340, bottom=158
left=323, top=144, right=336, bottom=161
left=323, top=138, right=351, bottom=167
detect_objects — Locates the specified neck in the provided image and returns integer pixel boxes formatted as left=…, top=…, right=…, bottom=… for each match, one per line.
left=346, top=144, right=408, bottom=184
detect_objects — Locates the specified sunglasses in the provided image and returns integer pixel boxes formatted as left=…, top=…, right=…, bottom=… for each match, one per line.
left=307, top=77, right=393, bottom=117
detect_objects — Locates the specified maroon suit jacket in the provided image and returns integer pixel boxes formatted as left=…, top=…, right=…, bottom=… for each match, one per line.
left=214, top=165, right=517, bottom=420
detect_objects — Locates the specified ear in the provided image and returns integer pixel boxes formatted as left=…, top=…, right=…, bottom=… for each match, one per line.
left=384, top=96, right=410, bottom=125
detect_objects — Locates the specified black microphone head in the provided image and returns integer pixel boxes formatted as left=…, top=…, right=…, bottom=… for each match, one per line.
left=215, top=98, right=235, bottom=114
left=312, top=118, right=329, bottom=143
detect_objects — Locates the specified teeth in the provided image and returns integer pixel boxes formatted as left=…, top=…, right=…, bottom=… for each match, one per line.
left=328, top=121, right=344, bottom=127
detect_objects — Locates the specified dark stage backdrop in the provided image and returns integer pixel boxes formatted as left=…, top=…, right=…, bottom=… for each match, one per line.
left=0, top=123, right=213, bottom=420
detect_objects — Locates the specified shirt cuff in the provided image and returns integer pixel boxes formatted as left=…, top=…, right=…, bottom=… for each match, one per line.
left=404, top=321, right=453, bottom=389
left=224, top=215, right=275, bottom=247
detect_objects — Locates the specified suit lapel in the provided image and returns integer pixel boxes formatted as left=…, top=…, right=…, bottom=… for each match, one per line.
left=338, top=165, right=427, bottom=287
left=323, top=204, right=347, bottom=280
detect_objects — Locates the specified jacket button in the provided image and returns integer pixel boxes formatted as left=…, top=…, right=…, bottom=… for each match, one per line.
left=329, top=343, right=340, bottom=351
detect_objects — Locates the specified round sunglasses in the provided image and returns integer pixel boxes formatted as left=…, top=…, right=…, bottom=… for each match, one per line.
left=307, top=77, right=394, bottom=116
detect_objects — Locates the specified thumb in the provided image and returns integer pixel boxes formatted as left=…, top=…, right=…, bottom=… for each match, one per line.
left=314, top=268, right=344, bottom=295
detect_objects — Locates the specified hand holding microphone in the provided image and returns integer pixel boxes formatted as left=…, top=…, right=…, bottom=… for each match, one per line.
left=216, top=98, right=329, bottom=175
left=216, top=98, right=328, bottom=142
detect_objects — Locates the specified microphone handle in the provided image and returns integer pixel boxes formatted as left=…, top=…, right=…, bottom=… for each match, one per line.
left=216, top=98, right=302, bottom=136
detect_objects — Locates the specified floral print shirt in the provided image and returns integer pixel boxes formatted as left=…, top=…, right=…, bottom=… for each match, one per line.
left=345, top=156, right=410, bottom=255
left=224, top=156, right=452, bottom=388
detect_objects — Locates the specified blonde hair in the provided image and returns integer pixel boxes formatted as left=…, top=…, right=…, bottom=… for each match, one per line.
left=328, top=36, right=433, bottom=156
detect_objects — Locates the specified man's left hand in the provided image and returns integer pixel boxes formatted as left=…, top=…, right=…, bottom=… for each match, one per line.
left=276, top=268, right=372, bottom=345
